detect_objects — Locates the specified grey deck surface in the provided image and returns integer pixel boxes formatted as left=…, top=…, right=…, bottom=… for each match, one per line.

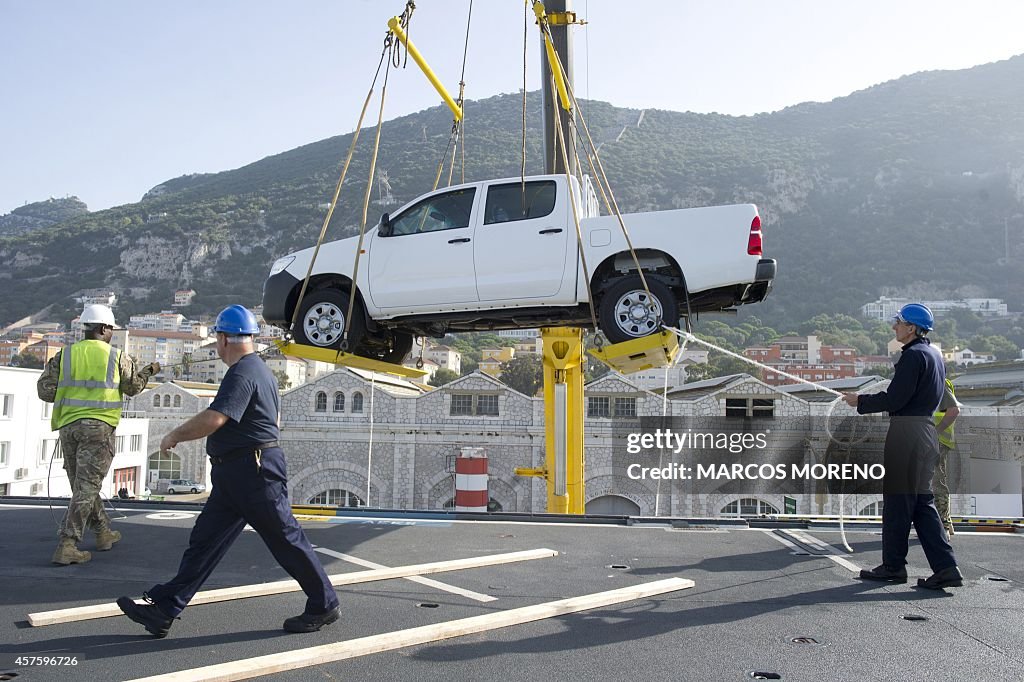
left=2, top=501, right=1022, bottom=681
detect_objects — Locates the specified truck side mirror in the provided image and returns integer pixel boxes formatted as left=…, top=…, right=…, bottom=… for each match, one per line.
left=378, top=213, right=392, bottom=237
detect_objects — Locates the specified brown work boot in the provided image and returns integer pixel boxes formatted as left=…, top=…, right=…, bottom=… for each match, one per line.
left=95, top=528, right=122, bottom=551
left=51, top=538, right=91, bottom=565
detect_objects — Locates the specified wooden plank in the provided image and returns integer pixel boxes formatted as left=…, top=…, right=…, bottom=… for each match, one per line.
left=314, top=547, right=497, bottom=603
left=27, top=548, right=557, bottom=627
left=126, top=577, right=694, bottom=682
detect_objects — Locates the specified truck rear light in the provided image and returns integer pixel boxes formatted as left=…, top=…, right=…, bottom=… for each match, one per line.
left=747, top=215, right=762, bottom=256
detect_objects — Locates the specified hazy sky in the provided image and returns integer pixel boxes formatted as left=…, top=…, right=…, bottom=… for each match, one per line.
left=2, top=0, right=1022, bottom=216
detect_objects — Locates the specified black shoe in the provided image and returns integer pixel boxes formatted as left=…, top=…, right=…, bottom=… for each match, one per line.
left=917, top=566, right=964, bottom=590
left=283, top=605, right=340, bottom=633
left=859, top=564, right=908, bottom=583
left=117, top=595, right=174, bottom=638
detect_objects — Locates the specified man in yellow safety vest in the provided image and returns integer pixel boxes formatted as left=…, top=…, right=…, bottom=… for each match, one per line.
left=933, top=378, right=961, bottom=536
left=37, top=304, right=159, bottom=565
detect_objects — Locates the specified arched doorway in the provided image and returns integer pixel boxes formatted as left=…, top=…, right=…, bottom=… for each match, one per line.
left=586, top=495, right=641, bottom=515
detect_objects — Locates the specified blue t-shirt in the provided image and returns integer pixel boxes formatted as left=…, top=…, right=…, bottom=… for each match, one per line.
left=206, top=353, right=280, bottom=457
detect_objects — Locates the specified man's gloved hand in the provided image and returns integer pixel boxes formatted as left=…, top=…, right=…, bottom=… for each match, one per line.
left=147, top=362, right=161, bottom=375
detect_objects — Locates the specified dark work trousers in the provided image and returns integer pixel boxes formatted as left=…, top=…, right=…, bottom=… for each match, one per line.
left=881, top=417, right=957, bottom=571
left=146, top=448, right=338, bottom=617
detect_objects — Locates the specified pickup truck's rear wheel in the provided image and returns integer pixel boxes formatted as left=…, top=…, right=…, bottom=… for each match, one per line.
left=294, top=288, right=365, bottom=351
left=381, top=332, right=414, bottom=364
left=598, top=276, right=677, bottom=344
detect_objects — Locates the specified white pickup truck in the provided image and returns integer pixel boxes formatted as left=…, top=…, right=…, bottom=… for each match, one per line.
left=261, top=174, right=775, bottom=362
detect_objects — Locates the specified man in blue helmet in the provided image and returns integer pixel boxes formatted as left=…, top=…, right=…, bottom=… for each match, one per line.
left=842, top=303, right=963, bottom=589
left=116, top=305, right=339, bottom=637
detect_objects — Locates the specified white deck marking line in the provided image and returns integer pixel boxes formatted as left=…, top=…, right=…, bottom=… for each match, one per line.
left=124, top=577, right=694, bottom=682
left=315, top=547, right=497, bottom=603
left=762, top=529, right=804, bottom=553
left=28, top=548, right=556, bottom=626
left=783, top=530, right=861, bottom=573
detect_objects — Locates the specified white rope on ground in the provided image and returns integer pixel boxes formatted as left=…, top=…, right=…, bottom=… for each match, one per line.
left=661, top=325, right=860, bottom=552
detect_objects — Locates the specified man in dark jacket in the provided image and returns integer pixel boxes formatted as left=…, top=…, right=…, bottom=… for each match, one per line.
left=842, top=303, right=962, bottom=589
left=116, top=305, right=339, bottom=637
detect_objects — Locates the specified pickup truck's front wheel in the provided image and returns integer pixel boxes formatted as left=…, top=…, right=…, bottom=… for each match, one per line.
left=598, top=276, right=677, bottom=344
left=294, top=289, right=365, bottom=351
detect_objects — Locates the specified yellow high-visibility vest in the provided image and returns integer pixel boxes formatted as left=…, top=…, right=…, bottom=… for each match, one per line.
left=933, top=378, right=957, bottom=449
left=52, top=339, right=123, bottom=430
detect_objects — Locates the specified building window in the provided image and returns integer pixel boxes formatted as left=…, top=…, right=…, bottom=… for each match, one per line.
left=162, top=395, right=171, bottom=408
left=148, top=450, right=181, bottom=480
left=173, top=395, right=181, bottom=408
left=1, top=394, right=11, bottom=418
left=0, top=441, right=9, bottom=467
left=476, top=394, right=499, bottom=416
left=116, top=436, right=125, bottom=453
left=308, top=488, right=364, bottom=507
left=449, top=393, right=499, bottom=416
left=859, top=501, right=883, bottom=516
left=333, top=392, right=345, bottom=412
left=315, top=391, right=327, bottom=412
left=40, top=439, right=60, bottom=463
left=152, top=394, right=161, bottom=407
left=130, top=434, right=142, bottom=452
left=720, top=498, right=780, bottom=516
left=450, top=394, right=473, bottom=416
left=41, top=401, right=53, bottom=418
left=587, top=396, right=610, bottom=418
left=352, top=392, right=364, bottom=413
left=614, top=397, right=637, bottom=418
left=725, top=398, right=775, bottom=419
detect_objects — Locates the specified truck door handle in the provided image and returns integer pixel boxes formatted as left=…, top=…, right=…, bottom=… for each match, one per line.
left=448, top=237, right=471, bottom=244
left=538, top=228, right=563, bottom=235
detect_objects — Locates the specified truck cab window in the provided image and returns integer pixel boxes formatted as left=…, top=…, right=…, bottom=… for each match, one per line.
left=390, top=188, right=476, bottom=236
left=484, top=180, right=557, bottom=225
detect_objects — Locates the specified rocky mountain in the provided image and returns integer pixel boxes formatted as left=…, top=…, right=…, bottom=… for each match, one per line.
left=0, top=197, right=89, bottom=237
left=2, top=55, right=1023, bottom=330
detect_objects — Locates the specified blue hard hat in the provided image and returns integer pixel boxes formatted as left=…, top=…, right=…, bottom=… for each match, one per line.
left=213, top=305, right=260, bottom=335
left=894, top=303, right=934, bottom=332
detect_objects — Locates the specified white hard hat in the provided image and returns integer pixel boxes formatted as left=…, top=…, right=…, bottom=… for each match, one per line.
left=80, top=304, right=117, bottom=328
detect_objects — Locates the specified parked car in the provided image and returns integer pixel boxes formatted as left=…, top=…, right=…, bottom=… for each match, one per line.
left=262, top=174, right=776, bottom=361
left=166, top=479, right=205, bottom=494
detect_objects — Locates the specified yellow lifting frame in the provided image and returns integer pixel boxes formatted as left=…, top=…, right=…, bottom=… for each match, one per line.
left=588, top=330, right=681, bottom=375
left=532, top=2, right=572, bottom=112
left=387, top=16, right=464, bottom=121
left=272, top=339, right=428, bottom=380
left=515, top=327, right=586, bottom=514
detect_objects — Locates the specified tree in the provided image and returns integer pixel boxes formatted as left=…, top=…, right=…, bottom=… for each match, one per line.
left=10, top=353, right=44, bottom=369
left=429, top=368, right=459, bottom=386
left=498, top=355, right=543, bottom=396
left=271, top=369, right=291, bottom=391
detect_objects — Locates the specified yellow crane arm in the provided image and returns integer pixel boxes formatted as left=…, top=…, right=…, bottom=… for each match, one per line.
left=532, top=2, right=572, bottom=112
left=387, top=16, right=464, bottom=121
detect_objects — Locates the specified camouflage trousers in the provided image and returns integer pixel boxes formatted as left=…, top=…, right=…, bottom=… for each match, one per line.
left=58, top=419, right=115, bottom=542
left=932, top=443, right=953, bottom=528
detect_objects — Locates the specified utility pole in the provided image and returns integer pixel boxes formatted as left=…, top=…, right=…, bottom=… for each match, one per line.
left=540, top=0, right=577, bottom=177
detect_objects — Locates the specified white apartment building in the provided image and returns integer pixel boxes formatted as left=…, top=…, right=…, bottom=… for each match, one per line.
left=74, top=290, right=116, bottom=307
left=626, top=349, right=709, bottom=392
left=497, top=329, right=540, bottom=339
left=0, top=367, right=149, bottom=498
left=173, top=289, right=196, bottom=307
left=862, top=296, right=1010, bottom=321
left=424, top=345, right=462, bottom=375
left=114, top=329, right=211, bottom=376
